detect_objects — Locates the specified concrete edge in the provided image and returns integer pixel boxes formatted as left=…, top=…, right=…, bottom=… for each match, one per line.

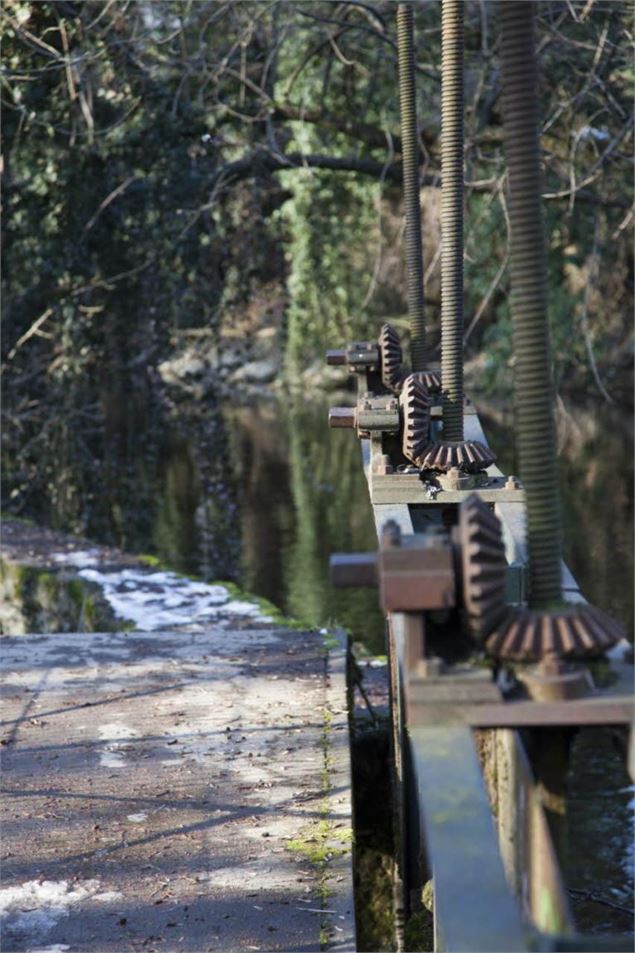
left=324, top=627, right=357, bottom=952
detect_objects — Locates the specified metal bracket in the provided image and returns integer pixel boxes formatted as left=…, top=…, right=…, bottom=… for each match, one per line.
left=329, top=393, right=400, bottom=439
left=330, top=526, right=456, bottom=614
left=370, top=471, right=526, bottom=505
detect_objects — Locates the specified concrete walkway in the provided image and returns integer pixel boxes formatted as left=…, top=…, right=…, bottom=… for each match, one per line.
left=0, top=624, right=355, bottom=953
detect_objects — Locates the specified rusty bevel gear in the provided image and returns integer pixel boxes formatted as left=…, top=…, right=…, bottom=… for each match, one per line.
left=458, top=494, right=626, bottom=660
left=399, top=373, right=430, bottom=465
left=484, top=604, right=625, bottom=661
left=411, top=369, right=443, bottom=394
left=378, top=324, right=406, bottom=393
left=418, top=440, right=494, bottom=474
left=459, top=494, right=508, bottom=640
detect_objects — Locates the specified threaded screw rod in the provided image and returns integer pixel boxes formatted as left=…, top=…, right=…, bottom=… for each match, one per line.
left=440, top=0, right=464, bottom=441
left=499, top=1, right=562, bottom=608
left=396, top=3, right=427, bottom=373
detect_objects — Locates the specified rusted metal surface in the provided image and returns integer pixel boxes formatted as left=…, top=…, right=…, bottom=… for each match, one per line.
left=329, top=552, right=377, bottom=587
left=494, top=730, right=574, bottom=937
left=379, top=538, right=455, bottom=613
left=405, top=667, right=502, bottom=724
left=500, top=0, right=563, bottom=609
left=344, top=340, right=379, bottom=371
left=373, top=453, right=394, bottom=475
left=400, top=373, right=431, bottom=465
left=326, top=341, right=378, bottom=372
left=330, top=527, right=456, bottom=613
left=331, top=315, right=628, bottom=951
left=379, top=323, right=406, bottom=393
left=460, top=493, right=510, bottom=640
left=517, top=657, right=594, bottom=702
left=437, top=466, right=480, bottom=491
left=386, top=616, right=408, bottom=950
left=440, top=0, right=465, bottom=442
left=370, top=472, right=525, bottom=505
left=328, top=406, right=356, bottom=428
left=417, top=439, right=495, bottom=473
left=326, top=348, right=348, bottom=366
left=406, top=695, right=633, bottom=729
left=484, top=604, right=625, bottom=660
left=412, top=368, right=443, bottom=393
left=410, top=725, right=529, bottom=951
left=396, top=3, right=427, bottom=373
left=356, top=394, right=401, bottom=435
left=328, top=394, right=400, bottom=437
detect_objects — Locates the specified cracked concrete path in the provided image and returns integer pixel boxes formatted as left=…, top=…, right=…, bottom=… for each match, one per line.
left=0, top=627, right=355, bottom=952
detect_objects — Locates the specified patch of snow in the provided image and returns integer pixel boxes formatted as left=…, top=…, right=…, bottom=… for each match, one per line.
left=100, top=751, right=127, bottom=768
left=51, top=550, right=101, bottom=568
left=0, top=880, right=118, bottom=946
left=223, top=599, right=272, bottom=620
left=126, top=813, right=148, bottom=823
left=50, top=552, right=275, bottom=630
left=98, top=723, right=137, bottom=769
left=30, top=947, right=71, bottom=953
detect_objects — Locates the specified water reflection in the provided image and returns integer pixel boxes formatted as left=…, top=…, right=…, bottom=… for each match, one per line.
left=224, top=397, right=385, bottom=652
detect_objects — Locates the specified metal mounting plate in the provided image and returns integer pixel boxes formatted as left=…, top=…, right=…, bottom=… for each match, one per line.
left=370, top=473, right=525, bottom=505
left=406, top=691, right=633, bottom=728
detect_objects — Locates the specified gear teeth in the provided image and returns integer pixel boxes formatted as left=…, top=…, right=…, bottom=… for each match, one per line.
left=410, top=370, right=442, bottom=393
left=399, top=373, right=430, bottom=465
left=484, top=604, right=625, bottom=661
left=418, top=440, right=495, bottom=474
left=460, top=494, right=508, bottom=641
left=378, top=324, right=406, bottom=393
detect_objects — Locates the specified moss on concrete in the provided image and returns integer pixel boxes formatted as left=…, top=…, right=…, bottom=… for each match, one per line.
left=404, top=880, right=434, bottom=952
left=0, top=556, right=119, bottom=635
left=350, top=723, right=397, bottom=951
left=354, top=847, right=396, bottom=951
left=284, top=693, right=353, bottom=950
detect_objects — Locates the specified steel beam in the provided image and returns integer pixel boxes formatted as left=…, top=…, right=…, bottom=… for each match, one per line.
left=406, top=695, right=633, bottom=729
left=410, top=725, right=529, bottom=951
left=370, top=473, right=525, bottom=505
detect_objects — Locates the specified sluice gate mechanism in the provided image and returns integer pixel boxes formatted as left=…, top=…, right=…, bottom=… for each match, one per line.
left=327, top=2, right=632, bottom=951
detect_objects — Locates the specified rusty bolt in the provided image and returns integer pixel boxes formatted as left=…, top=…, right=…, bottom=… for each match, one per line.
left=326, top=349, right=347, bottom=366
left=417, top=656, right=445, bottom=677
left=537, top=653, right=568, bottom=677
left=443, top=465, right=473, bottom=491
left=505, top=474, right=521, bottom=490
left=374, top=454, right=394, bottom=475
left=328, top=407, right=356, bottom=429
left=381, top=519, right=402, bottom=549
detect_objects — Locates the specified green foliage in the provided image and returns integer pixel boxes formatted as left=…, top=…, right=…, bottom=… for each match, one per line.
left=1, top=0, right=632, bottom=558
left=280, top=168, right=379, bottom=371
